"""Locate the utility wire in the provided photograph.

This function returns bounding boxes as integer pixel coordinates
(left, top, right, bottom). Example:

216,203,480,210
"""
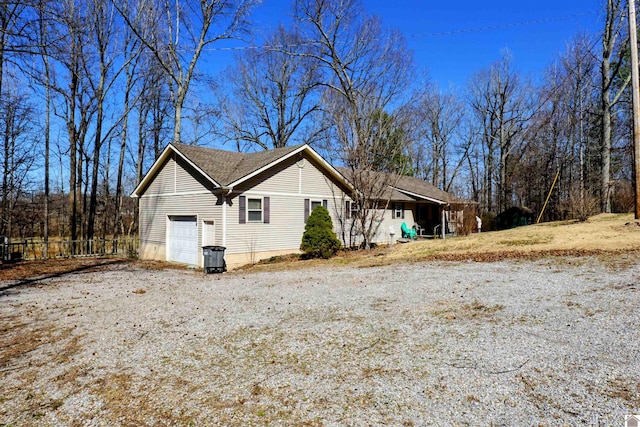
200,11,601,52
405,11,600,39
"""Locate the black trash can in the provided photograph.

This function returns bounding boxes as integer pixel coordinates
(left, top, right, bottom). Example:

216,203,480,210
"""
203,245,226,273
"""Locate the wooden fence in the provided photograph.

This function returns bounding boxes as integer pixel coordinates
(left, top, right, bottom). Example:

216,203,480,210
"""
1,237,138,261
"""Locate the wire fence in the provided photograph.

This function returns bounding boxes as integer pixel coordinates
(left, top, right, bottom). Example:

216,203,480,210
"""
0,237,138,262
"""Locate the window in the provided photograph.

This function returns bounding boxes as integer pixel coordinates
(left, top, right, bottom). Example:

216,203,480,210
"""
304,199,328,222
346,200,359,219
393,202,405,219
248,198,262,222
239,196,270,224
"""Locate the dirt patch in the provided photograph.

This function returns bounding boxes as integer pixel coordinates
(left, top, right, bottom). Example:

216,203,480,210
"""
0,258,123,282
0,259,192,282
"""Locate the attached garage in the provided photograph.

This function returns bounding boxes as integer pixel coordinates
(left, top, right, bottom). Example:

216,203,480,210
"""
168,216,198,265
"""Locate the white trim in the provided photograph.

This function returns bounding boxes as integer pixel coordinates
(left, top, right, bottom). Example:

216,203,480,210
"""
166,214,199,266
228,145,307,187
201,219,215,267
222,197,227,246
233,190,334,199
140,190,214,198
246,197,264,223
228,145,354,191
131,144,220,197
132,143,353,198
391,187,448,205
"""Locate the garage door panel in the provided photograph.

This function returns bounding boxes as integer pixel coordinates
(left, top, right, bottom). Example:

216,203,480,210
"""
169,216,198,265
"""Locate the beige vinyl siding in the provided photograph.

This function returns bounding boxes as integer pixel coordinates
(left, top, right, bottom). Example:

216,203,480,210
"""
374,203,416,243
225,156,350,256
139,192,222,264
225,194,304,255
175,156,214,193
143,154,214,196
225,194,347,255
235,156,300,194
301,157,340,196
145,157,176,195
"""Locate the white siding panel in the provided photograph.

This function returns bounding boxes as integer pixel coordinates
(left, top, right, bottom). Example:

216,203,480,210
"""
143,155,214,197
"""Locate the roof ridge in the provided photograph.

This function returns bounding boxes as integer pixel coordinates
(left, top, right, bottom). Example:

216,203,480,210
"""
171,142,306,186
227,144,305,184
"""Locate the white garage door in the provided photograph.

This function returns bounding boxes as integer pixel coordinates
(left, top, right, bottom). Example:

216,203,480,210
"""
168,216,198,265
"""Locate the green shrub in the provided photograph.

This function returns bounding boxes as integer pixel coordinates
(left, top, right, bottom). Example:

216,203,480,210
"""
300,206,341,259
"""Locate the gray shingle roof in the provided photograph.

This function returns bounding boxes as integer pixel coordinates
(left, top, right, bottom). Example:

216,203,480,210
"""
173,143,304,186
336,167,455,203
392,175,453,203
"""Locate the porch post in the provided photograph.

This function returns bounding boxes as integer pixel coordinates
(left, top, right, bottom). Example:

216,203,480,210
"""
441,207,445,239
222,197,227,246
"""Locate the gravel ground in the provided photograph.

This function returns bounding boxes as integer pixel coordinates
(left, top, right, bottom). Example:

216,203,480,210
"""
1,256,639,426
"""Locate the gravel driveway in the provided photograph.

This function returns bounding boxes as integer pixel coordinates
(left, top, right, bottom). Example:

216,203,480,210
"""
1,256,639,426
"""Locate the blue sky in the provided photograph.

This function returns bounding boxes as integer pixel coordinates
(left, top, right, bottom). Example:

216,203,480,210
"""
206,0,603,90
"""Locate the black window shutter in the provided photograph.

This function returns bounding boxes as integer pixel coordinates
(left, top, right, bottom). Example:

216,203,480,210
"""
322,199,328,209
345,201,351,219
304,198,310,222
401,203,405,219
239,196,246,224
264,197,270,224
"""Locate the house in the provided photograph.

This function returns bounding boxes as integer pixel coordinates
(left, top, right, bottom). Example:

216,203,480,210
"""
132,143,467,269
337,168,469,243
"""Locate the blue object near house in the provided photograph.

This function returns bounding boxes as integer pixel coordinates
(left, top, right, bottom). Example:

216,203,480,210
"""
401,222,417,239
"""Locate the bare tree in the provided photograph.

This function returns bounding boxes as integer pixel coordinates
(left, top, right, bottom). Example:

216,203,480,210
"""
600,0,629,212
116,0,258,145
43,0,96,246
219,25,322,151
0,79,36,238
294,0,414,248
114,19,143,238
468,51,532,213
413,83,465,190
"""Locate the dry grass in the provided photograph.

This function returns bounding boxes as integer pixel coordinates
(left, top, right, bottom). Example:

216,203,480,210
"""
0,258,124,282
604,377,640,407
392,213,640,261
1,214,639,281
432,300,505,322
241,213,640,272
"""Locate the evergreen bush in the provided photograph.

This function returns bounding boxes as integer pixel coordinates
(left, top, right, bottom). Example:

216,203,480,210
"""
300,206,341,259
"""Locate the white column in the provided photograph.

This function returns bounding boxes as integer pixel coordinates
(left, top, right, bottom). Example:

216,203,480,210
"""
222,196,227,246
